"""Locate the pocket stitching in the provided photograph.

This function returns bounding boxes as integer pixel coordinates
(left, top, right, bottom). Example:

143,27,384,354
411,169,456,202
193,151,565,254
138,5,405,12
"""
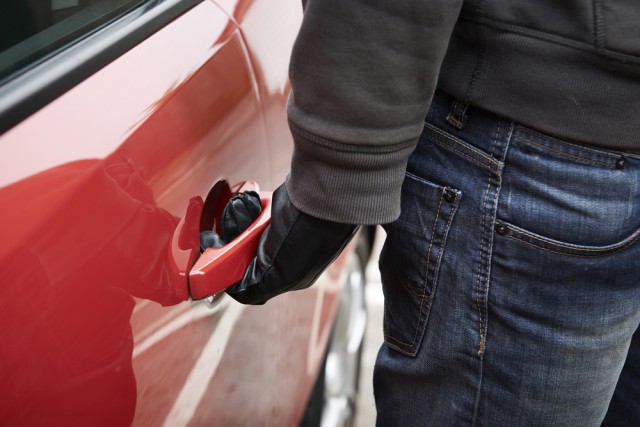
500,222,640,257
386,191,445,349
517,135,614,168
422,123,500,173
382,184,460,356
517,128,620,160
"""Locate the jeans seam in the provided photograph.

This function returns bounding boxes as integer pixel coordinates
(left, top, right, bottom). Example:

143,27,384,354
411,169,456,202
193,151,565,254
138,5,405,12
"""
475,175,492,356
517,136,615,168
517,128,621,159
386,190,446,349
472,120,511,427
384,341,411,354
395,285,434,300
503,227,640,258
506,224,640,251
434,137,498,173
408,192,445,346
384,188,460,354
475,120,501,357
425,123,500,169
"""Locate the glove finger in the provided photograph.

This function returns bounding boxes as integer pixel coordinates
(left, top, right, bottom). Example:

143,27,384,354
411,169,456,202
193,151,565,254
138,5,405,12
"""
199,231,226,253
221,190,262,242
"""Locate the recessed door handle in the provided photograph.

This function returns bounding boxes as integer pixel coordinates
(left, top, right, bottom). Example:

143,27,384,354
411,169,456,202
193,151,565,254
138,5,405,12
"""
188,190,272,300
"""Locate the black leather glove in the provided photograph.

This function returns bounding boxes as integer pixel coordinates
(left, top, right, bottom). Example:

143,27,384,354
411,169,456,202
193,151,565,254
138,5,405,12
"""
224,184,359,305
199,190,262,252
221,190,262,243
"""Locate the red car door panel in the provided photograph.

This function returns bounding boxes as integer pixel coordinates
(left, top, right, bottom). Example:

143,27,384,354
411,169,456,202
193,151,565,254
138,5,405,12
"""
0,0,343,425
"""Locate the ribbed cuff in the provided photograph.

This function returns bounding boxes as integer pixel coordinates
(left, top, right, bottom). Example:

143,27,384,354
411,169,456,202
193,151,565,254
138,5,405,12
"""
285,121,417,225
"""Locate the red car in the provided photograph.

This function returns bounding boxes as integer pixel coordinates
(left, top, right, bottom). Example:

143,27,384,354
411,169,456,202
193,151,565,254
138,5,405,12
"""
0,0,370,425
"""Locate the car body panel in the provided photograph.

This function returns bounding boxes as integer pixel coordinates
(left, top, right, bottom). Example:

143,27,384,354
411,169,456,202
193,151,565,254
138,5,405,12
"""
0,0,342,425
214,0,303,185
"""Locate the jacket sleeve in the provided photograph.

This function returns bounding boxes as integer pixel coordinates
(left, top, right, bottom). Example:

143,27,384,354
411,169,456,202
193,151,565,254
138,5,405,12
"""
285,0,463,225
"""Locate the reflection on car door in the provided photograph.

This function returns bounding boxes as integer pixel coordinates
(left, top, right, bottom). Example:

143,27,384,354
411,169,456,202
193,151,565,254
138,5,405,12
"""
0,0,347,424
0,1,272,425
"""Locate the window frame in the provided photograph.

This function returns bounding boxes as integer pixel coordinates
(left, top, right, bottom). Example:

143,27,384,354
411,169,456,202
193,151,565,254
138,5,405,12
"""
0,0,203,135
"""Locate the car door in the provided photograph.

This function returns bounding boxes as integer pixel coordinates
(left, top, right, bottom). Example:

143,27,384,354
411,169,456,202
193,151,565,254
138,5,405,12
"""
0,0,343,425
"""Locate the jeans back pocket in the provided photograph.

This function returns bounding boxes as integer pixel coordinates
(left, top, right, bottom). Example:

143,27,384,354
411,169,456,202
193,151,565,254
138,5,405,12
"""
380,172,460,357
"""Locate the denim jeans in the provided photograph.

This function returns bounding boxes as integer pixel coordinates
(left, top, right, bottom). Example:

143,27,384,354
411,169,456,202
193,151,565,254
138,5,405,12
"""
374,91,640,426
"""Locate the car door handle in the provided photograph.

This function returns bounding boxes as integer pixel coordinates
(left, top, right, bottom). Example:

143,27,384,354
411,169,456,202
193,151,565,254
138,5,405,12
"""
169,196,204,302
188,190,272,300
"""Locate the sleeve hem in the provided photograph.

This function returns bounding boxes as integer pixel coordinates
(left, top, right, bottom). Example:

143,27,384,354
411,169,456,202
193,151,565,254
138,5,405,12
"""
285,125,417,225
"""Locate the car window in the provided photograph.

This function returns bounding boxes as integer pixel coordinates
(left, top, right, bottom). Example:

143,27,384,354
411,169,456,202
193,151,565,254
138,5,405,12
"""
0,0,145,84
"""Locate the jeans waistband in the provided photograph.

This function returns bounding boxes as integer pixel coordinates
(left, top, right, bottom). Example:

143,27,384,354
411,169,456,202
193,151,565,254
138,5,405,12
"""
427,90,640,166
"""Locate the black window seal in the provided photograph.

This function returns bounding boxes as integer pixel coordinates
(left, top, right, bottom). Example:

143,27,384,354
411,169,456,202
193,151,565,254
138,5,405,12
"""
0,0,203,136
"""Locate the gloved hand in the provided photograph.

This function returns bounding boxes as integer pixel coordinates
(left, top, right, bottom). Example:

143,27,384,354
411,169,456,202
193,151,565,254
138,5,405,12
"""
199,190,262,252
224,184,359,305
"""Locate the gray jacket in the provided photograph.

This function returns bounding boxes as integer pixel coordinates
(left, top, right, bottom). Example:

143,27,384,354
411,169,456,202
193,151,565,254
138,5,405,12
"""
285,0,640,224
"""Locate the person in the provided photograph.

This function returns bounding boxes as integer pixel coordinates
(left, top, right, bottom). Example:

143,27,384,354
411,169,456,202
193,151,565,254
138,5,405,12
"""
225,0,640,425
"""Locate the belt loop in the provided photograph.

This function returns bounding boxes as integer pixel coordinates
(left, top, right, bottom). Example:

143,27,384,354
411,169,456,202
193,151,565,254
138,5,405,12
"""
446,99,469,130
